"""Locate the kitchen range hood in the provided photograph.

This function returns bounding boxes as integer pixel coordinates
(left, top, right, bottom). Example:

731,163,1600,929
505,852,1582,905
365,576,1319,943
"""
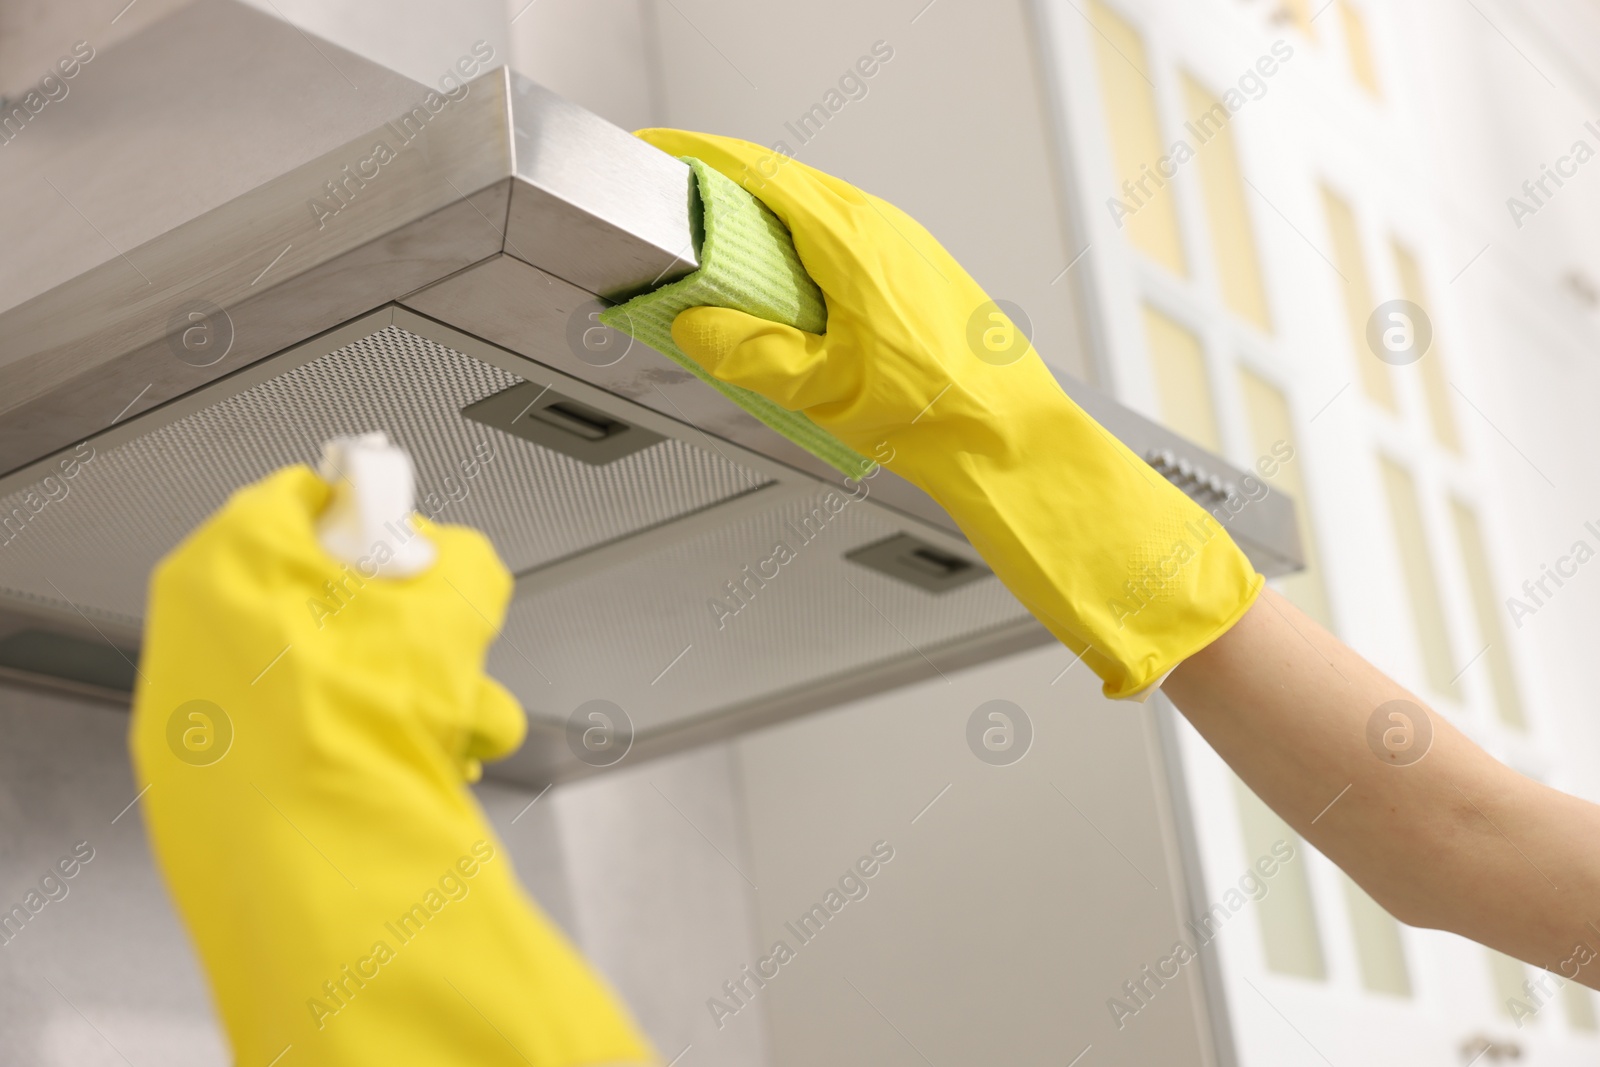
0,0,1302,785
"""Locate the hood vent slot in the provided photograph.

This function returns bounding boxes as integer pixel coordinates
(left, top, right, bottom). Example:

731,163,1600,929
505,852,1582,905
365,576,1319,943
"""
846,533,991,594
463,382,663,465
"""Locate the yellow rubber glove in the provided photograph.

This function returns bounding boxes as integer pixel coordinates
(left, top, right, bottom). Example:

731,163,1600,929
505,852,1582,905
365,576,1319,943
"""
129,466,656,1067
635,129,1263,698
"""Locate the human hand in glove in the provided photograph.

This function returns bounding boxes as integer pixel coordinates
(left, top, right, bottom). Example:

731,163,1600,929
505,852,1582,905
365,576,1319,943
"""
632,130,1600,1005
129,465,655,1067
633,128,1262,697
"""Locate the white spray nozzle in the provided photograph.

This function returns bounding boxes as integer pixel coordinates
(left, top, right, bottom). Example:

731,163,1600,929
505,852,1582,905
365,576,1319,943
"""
315,432,436,578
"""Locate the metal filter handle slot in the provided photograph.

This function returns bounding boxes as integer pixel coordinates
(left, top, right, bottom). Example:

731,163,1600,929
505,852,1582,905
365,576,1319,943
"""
846,533,992,594
462,381,664,465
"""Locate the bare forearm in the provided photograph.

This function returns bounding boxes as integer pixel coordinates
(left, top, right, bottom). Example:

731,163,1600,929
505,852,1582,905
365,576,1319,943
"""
1163,588,1600,988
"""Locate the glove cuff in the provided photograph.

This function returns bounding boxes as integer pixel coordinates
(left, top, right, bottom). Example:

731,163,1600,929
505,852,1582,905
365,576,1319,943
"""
889,385,1265,698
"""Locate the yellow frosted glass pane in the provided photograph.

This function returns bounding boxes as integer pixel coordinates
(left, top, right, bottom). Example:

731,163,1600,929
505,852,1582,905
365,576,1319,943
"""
1239,369,1333,628
1378,457,1461,699
1340,2,1382,96
1233,778,1326,980
1089,0,1187,275
1450,499,1526,729
1392,240,1461,451
1489,951,1531,1020
1565,982,1598,1031
1340,875,1412,996
1281,0,1316,37
1322,186,1395,409
1181,74,1272,332
1143,306,1220,451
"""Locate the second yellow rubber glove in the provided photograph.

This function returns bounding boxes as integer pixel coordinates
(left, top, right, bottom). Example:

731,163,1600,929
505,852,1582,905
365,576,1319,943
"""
129,466,656,1066
635,129,1263,698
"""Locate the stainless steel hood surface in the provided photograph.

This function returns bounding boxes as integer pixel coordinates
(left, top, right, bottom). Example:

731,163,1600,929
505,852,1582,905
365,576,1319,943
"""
0,1,1302,783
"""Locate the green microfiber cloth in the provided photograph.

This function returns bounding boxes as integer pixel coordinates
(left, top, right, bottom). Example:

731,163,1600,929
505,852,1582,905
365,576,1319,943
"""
600,157,875,480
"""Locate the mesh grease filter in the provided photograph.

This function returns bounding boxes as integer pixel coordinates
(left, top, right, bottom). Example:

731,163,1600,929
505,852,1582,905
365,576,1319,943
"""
494,489,1030,732
0,323,766,627
0,319,1031,732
